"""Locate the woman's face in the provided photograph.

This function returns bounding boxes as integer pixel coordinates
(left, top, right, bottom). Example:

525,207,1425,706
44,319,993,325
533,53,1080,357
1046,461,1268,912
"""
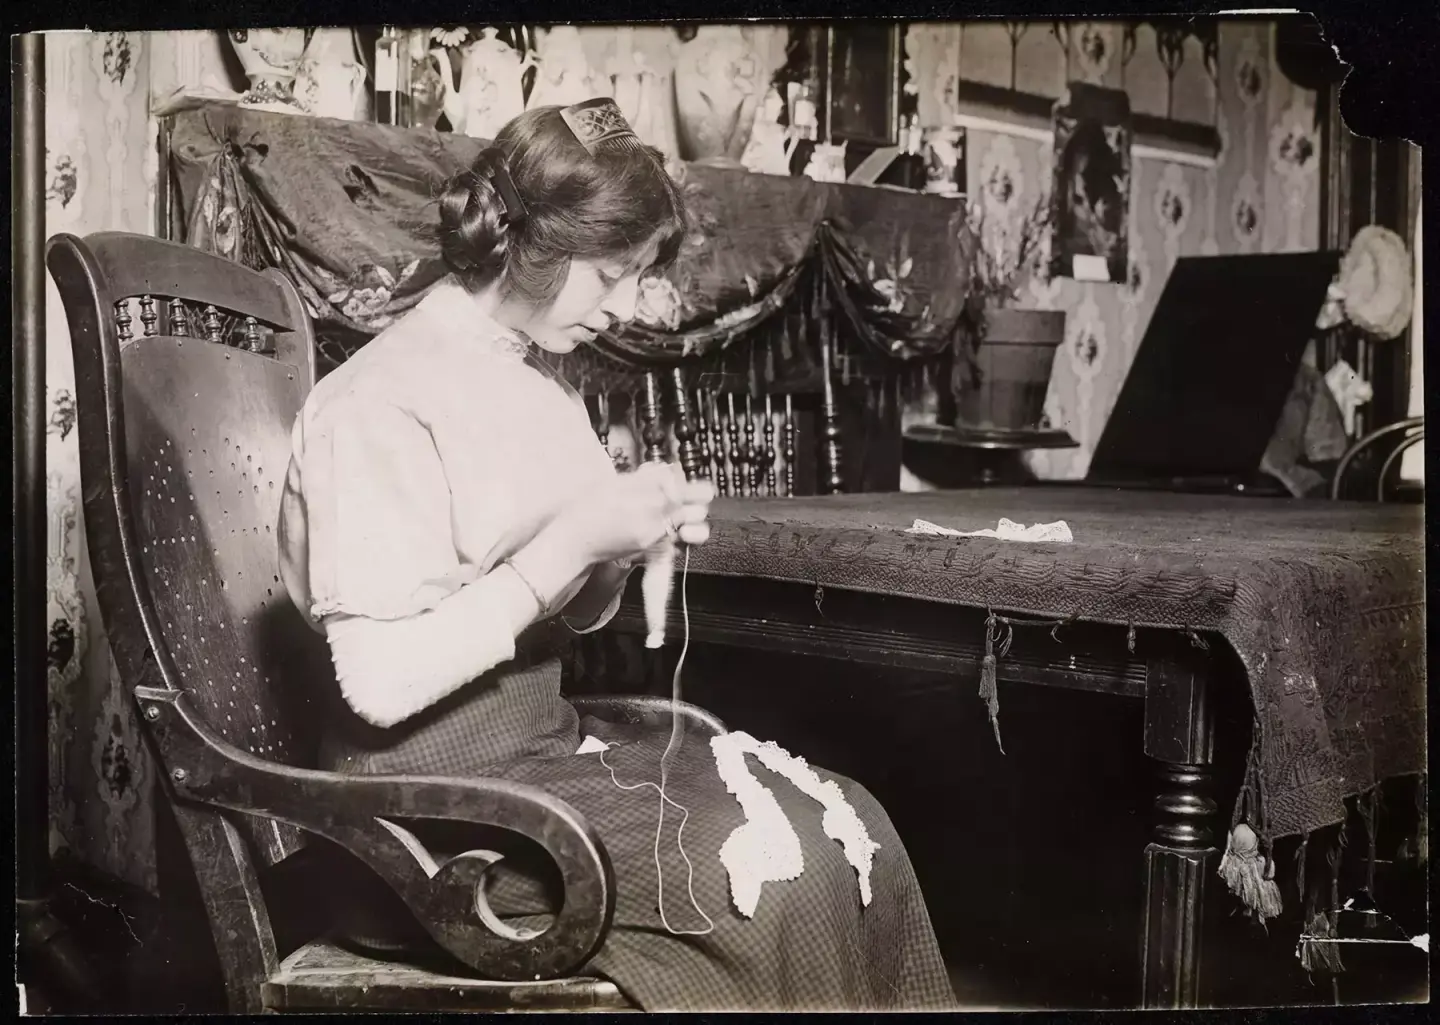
519,240,661,354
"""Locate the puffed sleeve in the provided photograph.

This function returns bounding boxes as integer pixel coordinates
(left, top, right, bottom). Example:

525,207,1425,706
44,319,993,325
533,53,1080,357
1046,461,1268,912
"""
283,396,551,727
298,397,482,622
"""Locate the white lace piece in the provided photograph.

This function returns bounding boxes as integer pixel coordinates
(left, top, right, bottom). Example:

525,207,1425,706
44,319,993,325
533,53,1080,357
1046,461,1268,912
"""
907,516,1074,543
710,731,880,918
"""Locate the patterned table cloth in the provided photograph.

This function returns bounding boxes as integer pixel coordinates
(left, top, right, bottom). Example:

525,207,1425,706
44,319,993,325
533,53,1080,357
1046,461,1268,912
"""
687,488,1427,847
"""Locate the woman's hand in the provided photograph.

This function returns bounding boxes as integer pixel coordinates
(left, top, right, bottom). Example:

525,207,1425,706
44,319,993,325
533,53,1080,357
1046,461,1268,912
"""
561,461,715,566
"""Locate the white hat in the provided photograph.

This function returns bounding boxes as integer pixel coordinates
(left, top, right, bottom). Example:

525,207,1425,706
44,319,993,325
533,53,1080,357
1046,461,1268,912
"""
1334,225,1414,340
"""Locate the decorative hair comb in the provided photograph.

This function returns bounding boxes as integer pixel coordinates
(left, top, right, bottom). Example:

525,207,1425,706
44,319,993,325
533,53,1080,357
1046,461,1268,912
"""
560,97,647,155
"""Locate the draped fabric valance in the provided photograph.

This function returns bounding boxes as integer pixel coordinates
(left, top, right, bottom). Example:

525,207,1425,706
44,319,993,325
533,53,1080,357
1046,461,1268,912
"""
169,105,974,389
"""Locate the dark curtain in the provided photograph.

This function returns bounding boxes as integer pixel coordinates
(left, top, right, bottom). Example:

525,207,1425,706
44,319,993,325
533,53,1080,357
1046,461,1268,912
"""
170,105,975,391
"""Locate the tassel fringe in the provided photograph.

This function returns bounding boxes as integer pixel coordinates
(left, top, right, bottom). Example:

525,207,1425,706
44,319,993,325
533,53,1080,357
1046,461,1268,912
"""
979,614,1004,754
1298,910,1346,975
1297,831,1347,978
1218,823,1284,923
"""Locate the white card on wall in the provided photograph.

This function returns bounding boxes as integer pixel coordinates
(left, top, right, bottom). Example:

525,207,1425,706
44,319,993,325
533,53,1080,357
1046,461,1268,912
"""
1072,254,1111,282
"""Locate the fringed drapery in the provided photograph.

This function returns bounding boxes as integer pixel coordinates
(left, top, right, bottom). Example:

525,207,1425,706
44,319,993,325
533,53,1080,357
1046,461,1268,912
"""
169,104,973,389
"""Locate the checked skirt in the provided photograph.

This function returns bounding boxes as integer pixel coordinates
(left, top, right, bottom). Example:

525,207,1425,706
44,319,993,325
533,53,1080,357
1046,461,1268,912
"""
318,648,956,1012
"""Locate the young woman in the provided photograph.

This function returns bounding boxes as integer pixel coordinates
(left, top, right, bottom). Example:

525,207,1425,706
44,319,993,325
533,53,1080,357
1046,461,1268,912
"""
278,98,955,1011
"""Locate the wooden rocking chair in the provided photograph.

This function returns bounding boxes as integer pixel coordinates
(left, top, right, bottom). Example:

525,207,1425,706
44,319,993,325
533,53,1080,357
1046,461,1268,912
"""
47,231,726,1013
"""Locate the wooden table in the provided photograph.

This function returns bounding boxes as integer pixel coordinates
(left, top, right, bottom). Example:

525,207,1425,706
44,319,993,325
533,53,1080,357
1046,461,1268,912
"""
594,488,1425,1010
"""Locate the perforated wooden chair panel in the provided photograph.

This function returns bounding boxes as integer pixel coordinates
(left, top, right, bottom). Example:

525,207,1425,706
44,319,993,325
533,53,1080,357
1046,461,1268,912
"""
124,339,313,764
56,230,326,869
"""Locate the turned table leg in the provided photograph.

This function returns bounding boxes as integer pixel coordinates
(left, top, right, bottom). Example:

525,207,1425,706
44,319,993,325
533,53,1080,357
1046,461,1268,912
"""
1141,652,1219,1009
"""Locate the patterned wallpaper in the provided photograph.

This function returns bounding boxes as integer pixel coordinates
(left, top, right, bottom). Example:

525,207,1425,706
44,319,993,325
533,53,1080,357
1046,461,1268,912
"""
44,31,173,892
902,20,1321,481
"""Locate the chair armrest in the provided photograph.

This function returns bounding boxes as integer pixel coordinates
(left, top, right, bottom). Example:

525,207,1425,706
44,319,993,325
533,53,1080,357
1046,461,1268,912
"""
570,694,727,737
135,685,613,983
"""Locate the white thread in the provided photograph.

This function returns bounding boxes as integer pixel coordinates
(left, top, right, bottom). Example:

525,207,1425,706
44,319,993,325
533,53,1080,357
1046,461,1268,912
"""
599,545,715,936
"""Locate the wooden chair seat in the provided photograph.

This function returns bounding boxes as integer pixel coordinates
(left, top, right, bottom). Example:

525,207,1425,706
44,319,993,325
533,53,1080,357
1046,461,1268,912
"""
263,941,631,1013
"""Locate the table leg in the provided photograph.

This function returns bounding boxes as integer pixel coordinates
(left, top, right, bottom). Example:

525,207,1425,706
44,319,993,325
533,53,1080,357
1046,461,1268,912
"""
1141,654,1219,1009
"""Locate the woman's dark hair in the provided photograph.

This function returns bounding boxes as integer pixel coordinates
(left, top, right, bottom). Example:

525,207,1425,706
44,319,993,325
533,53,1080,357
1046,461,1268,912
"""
436,105,688,307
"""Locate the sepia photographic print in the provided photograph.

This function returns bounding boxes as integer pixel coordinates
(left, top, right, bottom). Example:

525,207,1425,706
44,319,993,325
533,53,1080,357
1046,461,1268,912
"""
13,7,1430,1017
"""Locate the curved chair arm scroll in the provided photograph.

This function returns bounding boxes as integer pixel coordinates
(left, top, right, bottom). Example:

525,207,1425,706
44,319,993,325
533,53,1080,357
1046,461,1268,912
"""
135,685,615,983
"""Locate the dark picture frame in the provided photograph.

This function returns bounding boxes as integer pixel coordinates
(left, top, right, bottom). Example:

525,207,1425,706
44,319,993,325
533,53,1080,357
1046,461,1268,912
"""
821,23,903,147
1048,82,1132,283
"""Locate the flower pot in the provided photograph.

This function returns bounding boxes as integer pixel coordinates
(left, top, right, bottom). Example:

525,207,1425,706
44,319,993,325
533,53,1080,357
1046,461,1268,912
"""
953,307,1065,432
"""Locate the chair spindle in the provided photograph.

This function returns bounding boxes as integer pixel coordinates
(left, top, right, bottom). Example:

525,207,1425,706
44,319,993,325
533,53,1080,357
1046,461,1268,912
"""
244,315,263,353
139,295,158,337
203,304,223,344
115,300,133,343
169,298,189,336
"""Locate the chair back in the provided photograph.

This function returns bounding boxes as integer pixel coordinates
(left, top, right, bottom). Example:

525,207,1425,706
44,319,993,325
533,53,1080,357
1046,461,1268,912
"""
47,231,326,869
1330,416,1425,500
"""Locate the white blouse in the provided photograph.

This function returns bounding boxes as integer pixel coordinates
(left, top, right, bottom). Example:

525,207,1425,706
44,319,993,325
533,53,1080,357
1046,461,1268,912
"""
277,279,623,726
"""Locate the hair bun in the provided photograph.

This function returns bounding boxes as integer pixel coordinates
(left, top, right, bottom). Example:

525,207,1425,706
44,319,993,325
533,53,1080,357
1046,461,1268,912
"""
437,149,513,281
